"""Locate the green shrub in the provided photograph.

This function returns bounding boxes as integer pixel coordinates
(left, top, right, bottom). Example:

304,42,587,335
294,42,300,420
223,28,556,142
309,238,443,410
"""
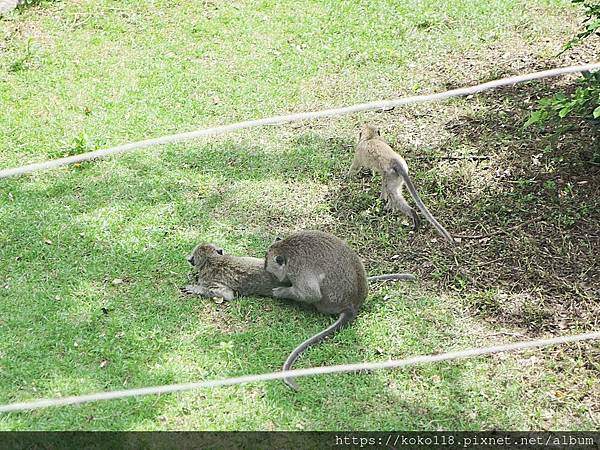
525,71,600,127
564,0,600,50
525,0,600,127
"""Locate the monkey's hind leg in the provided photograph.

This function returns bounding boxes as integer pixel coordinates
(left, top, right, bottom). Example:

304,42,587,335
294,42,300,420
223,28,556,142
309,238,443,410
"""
380,178,390,205
210,285,235,301
384,176,420,230
273,275,323,304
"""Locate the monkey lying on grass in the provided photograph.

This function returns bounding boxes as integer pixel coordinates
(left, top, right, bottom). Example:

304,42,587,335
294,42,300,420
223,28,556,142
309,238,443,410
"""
181,243,285,301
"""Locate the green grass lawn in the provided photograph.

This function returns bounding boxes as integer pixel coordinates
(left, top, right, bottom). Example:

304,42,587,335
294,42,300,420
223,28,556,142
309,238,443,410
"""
1,0,598,430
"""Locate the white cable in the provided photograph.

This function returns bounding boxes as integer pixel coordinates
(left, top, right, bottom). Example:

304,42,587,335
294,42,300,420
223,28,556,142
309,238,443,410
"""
0,331,597,413
1,62,598,179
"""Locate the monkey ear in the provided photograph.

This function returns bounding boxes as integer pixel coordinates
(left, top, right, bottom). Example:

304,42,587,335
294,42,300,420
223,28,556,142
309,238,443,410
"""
216,248,224,255
274,236,282,242
275,255,285,266
376,128,381,136
187,255,195,265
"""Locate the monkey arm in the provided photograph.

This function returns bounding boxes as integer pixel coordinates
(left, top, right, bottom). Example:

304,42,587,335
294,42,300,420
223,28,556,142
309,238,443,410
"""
181,283,235,301
273,286,320,304
347,157,361,177
181,284,212,296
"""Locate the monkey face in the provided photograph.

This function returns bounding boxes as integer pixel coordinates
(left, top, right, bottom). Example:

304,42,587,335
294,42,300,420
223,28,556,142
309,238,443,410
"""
188,243,224,266
264,250,287,282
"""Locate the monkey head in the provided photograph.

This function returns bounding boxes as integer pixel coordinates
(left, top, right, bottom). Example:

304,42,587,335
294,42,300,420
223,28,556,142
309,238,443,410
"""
187,243,224,266
264,237,287,282
358,124,381,141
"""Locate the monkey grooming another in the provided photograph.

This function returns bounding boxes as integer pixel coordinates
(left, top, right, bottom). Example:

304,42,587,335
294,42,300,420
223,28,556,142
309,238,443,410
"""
264,230,370,391
183,239,414,390
348,124,455,244
182,242,415,301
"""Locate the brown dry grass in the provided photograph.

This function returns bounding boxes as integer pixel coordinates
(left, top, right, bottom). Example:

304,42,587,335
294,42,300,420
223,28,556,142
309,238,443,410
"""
325,38,600,335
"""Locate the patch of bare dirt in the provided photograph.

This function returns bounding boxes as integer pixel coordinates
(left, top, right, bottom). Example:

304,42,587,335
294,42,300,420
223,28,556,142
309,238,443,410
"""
327,39,600,334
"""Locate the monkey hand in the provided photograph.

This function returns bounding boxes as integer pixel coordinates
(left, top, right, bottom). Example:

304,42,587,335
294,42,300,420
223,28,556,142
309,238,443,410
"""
180,285,194,295
180,285,205,296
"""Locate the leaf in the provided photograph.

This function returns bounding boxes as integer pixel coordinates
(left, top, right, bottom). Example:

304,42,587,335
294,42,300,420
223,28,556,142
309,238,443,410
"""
593,106,600,119
554,93,568,103
524,111,543,127
558,106,571,118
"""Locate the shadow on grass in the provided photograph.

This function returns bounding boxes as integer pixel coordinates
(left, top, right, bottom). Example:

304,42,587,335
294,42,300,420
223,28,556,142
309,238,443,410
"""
321,68,600,334
1,61,599,429
0,132,530,429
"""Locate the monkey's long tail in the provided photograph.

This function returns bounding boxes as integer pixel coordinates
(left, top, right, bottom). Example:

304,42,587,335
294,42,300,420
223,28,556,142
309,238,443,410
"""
283,310,355,391
391,160,455,244
367,273,415,282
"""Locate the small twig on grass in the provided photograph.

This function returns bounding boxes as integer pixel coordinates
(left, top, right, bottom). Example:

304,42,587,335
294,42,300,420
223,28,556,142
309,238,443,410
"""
589,408,599,427
487,331,529,338
414,155,491,161
454,216,542,240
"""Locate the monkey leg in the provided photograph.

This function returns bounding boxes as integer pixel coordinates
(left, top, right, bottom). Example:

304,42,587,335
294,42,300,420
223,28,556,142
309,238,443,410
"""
384,176,420,229
273,275,322,304
400,198,420,230
380,179,390,205
210,285,235,301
